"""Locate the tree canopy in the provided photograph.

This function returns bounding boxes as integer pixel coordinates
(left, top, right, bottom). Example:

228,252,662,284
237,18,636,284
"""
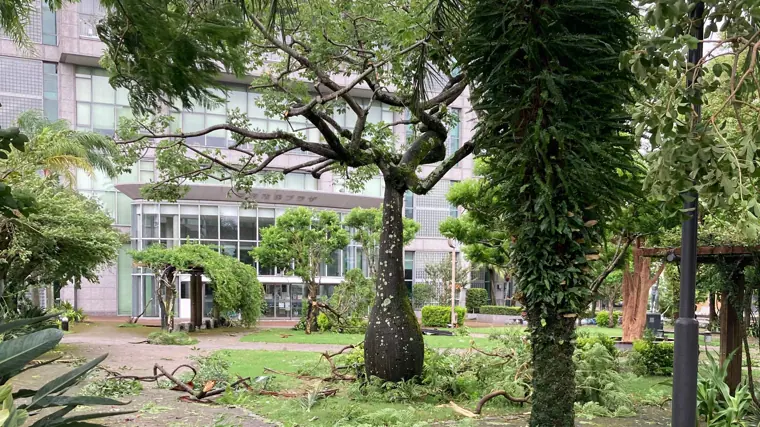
131,243,264,325
0,176,126,306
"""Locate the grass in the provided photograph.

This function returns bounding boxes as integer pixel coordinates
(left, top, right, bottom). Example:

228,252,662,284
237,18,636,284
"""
240,329,493,349
218,349,521,426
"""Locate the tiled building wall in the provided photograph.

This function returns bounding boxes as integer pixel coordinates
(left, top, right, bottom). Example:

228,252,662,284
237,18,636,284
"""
0,56,43,127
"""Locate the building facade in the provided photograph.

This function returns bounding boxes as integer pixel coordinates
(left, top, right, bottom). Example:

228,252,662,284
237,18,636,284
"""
0,1,488,320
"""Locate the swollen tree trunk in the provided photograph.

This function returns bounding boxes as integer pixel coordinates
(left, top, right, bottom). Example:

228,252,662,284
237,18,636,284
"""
528,308,576,427
365,182,424,381
591,300,596,316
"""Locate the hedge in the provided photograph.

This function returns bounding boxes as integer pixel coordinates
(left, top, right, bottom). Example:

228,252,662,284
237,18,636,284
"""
479,305,523,316
466,288,489,313
595,311,622,328
421,305,466,327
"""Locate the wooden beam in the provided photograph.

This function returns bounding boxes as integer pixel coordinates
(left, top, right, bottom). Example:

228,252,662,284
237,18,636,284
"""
640,245,760,261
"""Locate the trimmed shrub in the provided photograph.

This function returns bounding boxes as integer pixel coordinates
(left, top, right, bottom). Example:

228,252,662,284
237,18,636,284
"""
465,288,489,313
630,335,674,376
479,305,523,316
595,311,621,328
421,305,465,327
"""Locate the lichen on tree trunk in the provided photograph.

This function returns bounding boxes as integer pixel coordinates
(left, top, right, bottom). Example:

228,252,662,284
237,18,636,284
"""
364,181,424,381
528,308,576,427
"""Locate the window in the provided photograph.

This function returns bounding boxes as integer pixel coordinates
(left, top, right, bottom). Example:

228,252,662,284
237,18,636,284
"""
404,191,414,219
42,3,57,45
449,180,459,218
78,0,105,38
76,169,132,225
405,251,414,296
76,67,132,135
448,108,461,155
415,180,457,237
43,63,58,121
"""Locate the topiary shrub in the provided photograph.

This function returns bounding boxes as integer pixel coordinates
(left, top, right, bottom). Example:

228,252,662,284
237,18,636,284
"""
465,288,489,313
479,305,523,316
630,333,674,376
421,305,465,327
595,311,620,328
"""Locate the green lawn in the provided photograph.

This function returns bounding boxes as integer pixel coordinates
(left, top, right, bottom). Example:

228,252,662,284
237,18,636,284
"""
241,329,494,349
218,349,522,426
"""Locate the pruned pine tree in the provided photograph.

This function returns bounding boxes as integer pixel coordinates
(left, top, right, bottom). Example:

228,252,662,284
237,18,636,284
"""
460,1,639,426
97,0,470,381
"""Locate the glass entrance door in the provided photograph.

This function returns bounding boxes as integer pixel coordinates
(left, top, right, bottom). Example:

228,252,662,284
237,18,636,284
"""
263,284,276,317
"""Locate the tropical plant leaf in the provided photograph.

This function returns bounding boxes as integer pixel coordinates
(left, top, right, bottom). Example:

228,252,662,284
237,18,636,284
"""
28,405,75,427
12,389,36,399
25,395,127,411
0,314,58,336
0,329,62,381
30,354,108,408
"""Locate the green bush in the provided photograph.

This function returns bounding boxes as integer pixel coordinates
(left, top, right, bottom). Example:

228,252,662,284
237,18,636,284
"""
465,288,489,313
317,312,331,332
575,330,617,357
147,331,199,346
630,334,674,376
595,311,621,328
479,305,523,316
421,305,465,327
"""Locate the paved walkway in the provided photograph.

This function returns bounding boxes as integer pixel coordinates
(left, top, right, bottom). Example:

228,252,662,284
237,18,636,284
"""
61,324,344,376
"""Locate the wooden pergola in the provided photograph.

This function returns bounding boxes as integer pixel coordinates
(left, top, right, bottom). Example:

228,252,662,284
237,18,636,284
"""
641,245,760,393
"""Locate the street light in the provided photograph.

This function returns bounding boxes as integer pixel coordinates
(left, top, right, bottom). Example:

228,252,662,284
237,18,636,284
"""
447,238,457,328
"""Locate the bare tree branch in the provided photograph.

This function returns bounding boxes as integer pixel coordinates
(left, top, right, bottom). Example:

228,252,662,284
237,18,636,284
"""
116,123,340,159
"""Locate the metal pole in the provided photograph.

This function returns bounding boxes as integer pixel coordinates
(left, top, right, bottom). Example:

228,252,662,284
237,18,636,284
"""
448,239,457,327
672,2,703,426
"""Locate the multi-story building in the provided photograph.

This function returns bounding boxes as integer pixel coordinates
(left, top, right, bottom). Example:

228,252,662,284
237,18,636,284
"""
1,1,508,320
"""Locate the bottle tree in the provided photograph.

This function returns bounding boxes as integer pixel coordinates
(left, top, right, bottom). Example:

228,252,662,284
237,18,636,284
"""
459,1,638,425
97,0,470,381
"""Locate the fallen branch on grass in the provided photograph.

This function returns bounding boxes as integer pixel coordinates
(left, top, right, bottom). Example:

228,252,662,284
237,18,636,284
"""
104,364,197,384
474,390,530,414
320,342,363,381
437,401,478,418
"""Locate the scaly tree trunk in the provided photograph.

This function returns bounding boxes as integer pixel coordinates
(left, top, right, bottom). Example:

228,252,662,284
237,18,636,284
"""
622,240,666,341
305,281,318,334
365,181,424,381
528,308,576,427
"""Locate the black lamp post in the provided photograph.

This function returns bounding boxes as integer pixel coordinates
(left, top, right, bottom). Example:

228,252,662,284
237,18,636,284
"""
671,2,704,426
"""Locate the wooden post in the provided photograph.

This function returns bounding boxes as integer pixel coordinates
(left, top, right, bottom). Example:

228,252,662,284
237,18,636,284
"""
190,272,203,330
720,268,744,395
